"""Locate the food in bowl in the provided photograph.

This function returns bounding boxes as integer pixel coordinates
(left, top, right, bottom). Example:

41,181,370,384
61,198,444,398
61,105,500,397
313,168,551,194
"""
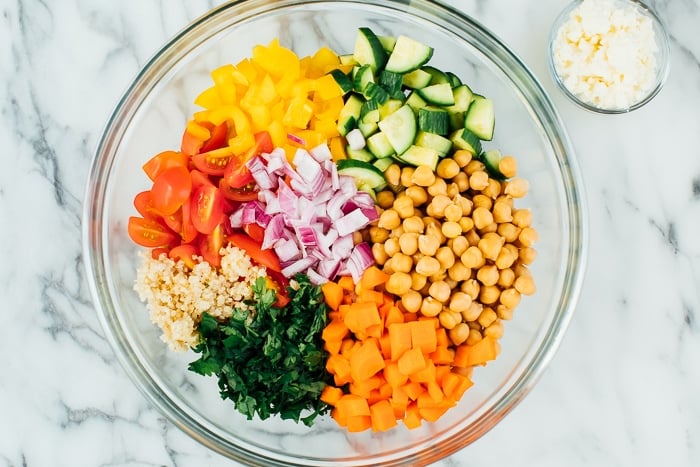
126,27,538,432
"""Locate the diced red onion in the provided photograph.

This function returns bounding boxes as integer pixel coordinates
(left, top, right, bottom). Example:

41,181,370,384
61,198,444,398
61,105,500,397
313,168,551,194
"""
281,255,316,277
335,209,370,238
310,143,332,162
287,133,306,146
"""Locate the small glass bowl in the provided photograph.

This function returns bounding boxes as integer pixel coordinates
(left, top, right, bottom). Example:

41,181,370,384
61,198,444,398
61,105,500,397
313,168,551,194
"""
547,0,670,114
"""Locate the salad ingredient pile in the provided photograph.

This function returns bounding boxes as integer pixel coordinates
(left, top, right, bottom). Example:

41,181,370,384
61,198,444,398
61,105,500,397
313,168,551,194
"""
128,27,538,433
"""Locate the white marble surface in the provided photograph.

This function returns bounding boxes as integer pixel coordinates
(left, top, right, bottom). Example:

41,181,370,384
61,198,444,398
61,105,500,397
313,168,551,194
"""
1,0,699,465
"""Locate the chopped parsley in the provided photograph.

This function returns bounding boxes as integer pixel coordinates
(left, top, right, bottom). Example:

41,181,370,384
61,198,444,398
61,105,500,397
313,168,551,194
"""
188,275,331,426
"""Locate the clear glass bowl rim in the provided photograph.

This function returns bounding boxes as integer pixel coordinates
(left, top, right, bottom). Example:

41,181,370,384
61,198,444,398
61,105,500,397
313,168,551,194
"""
82,0,589,465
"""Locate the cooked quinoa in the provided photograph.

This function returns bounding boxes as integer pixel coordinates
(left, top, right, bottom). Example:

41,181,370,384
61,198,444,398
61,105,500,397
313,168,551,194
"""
134,245,267,351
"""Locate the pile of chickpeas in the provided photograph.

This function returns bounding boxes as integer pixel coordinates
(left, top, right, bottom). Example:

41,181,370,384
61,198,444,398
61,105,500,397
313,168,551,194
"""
370,150,537,348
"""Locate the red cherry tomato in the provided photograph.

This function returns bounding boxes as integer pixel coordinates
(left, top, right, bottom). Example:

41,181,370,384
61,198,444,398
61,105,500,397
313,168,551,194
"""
199,122,229,153
169,244,199,269
142,151,188,181
191,184,224,235
192,147,234,177
127,216,177,248
133,191,159,219
219,178,259,202
223,156,254,189
151,166,192,215
190,169,215,190
200,223,225,268
180,196,199,243
227,232,281,272
243,223,265,243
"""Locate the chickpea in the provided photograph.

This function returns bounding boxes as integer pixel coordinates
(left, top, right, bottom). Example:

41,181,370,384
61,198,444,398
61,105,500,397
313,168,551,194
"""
504,178,529,198
479,285,501,305
427,177,447,197
469,171,489,191
353,231,364,245
429,281,452,302
461,246,485,269
518,227,538,247
384,163,401,186
476,264,500,286
453,195,473,216
496,304,514,320
477,307,498,328
449,291,472,313
378,209,401,230
429,271,447,283
435,246,455,269
514,275,536,295
410,165,435,187
461,301,483,322
513,262,530,278
402,216,425,234
446,182,460,199
392,226,405,239
393,194,415,219
448,262,471,282
466,329,483,345
384,237,400,257
411,271,428,291
405,186,428,206
498,268,516,288
449,323,470,346
472,194,493,210
453,172,469,192
465,160,485,176
461,279,481,301
497,222,521,243
480,222,498,234
500,288,521,309
442,221,462,239
445,278,458,290
458,217,475,233
492,199,513,223
415,256,441,276
427,194,451,218
391,252,413,273
372,242,388,265
498,155,517,178
465,228,481,246
472,207,494,230
452,149,472,168
512,208,532,228
483,178,503,199
483,320,504,339
398,232,419,255
401,290,423,313
425,222,446,244
400,166,416,188
418,234,440,256
420,297,443,317
478,232,504,261
436,158,460,179
439,310,462,329
444,204,463,223
495,247,516,270
519,246,537,265
450,236,469,257
386,272,412,295
369,226,390,244
376,190,395,209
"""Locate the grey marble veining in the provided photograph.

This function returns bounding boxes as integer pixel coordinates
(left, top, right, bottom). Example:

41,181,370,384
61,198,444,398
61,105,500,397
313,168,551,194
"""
1,0,699,466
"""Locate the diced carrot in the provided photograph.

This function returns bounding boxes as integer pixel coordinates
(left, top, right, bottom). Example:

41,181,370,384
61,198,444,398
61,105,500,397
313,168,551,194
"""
427,381,444,402
419,405,451,423
326,354,352,386
398,347,427,376
366,323,383,339
408,359,436,384
324,339,342,355
337,276,355,291
389,323,412,362
347,415,372,432
336,394,371,417
454,336,499,367
404,402,422,429
370,399,398,432
378,334,392,360
443,371,474,400
430,345,454,365
435,364,451,384
350,376,381,399
340,338,356,356
409,320,437,354
322,319,349,344
349,340,386,381
384,362,409,388
344,302,381,334
358,289,384,304
331,407,347,427
392,385,409,409
320,385,344,406
360,266,389,290
403,381,426,401
435,327,449,347
322,281,345,310
384,305,405,327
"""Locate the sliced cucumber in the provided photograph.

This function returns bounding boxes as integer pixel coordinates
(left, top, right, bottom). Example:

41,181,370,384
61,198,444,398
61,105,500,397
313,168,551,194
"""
329,69,353,94
415,131,453,156
346,146,375,163
337,159,387,190
337,93,363,136
360,98,380,123
366,131,395,159
446,84,474,113
379,99,404,119
397,145,440,171
363,82,390,104
448,111,466,132
385,35,434,73
353,27,388,72
450,128,483,155
358,119,379,138
418,106,450,135
416,83,455,106
421,66,451,85
378,70,404,99
402,68,433,89
377,104,416,155
446,71,462,88
465,96,495,141
405,91,427,113
481,149,506,180
373,157,394,173
378,35,397,52
353,64,375,94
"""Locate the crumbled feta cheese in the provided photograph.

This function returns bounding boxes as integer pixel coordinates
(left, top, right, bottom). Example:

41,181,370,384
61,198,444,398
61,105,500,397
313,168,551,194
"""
552,0,658,110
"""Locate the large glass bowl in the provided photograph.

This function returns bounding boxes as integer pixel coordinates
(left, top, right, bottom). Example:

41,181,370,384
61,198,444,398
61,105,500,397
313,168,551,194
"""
83,0,588,465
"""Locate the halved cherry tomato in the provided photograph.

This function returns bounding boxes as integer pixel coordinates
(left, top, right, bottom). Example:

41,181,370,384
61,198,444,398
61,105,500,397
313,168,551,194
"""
128,216,178,248
142,151,188,181
134,191,159,219
243,223,265,243
190,169,215,190
181,130,205,156
151,247,169,260
266,277,290,308
169,244,199,269
199,122,229,153
151,166,192,215
200,223,225,268
192,147,234,177
161,208,183,234
219,178,259,202
180,197,199,243
191,184,224,235
253,131,274,154
223,156,254,189
227,232,281,272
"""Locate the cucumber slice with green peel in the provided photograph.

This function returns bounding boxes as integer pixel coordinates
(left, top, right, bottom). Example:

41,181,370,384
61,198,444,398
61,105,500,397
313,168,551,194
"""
373,157,394,173
377,104,417,155
480,149,506,181
405,91,428,113
446,71,462,88
465,96,495,141
397,145,440,171
366,131,395,159
337,159,387,190
360,99,380,123
353,27,388,72
346,146,375,163
450,128,483,155
418,106,450,135
329,69,353,94
353,64,375,94
416,83,455,106
421,65,451,85
378,35,397,52
379,99,404,119
358,119,378,138
363,82,390,104
337,94,363,136
415,131,453,156
385,35,434,73
402,68,433,89
378,70,404,99
446,84,474,113
448,111,466,132
358,183,378,201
